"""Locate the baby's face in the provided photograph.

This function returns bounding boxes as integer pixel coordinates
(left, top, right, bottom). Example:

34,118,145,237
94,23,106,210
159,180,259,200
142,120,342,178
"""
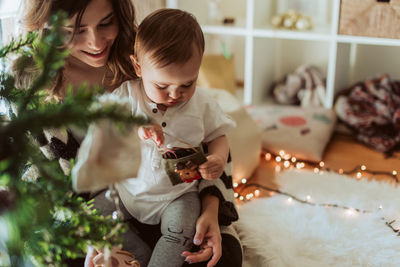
135,49,202,108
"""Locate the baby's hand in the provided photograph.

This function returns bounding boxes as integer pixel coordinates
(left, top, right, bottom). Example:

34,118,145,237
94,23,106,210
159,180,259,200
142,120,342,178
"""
198,154,225,180
137,123,164,146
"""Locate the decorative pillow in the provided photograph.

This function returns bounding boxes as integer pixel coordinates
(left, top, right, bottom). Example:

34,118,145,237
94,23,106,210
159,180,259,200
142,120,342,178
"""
246,105,336,162
202,88,262,182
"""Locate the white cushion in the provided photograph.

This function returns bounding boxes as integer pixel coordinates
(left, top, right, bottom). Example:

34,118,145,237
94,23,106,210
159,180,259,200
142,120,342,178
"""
203,88,262,182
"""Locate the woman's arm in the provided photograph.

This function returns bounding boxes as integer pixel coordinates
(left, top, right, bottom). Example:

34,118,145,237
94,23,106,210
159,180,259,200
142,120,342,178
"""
182,194,222,267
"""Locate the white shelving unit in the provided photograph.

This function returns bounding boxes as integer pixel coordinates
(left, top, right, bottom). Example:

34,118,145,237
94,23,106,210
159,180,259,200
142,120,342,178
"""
166,0,400,108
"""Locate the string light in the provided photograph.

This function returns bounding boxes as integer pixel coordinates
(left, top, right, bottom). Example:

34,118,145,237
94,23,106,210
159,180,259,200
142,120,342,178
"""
232,151,400,235
361,165,367,171
235,182,399,235
284,160,291,168
284,154,291,160
259,151,399,183
345,209,356,216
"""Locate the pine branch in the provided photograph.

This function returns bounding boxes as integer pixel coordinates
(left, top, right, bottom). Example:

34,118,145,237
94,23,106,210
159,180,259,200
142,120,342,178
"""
0,32,37,58
0,12,146,265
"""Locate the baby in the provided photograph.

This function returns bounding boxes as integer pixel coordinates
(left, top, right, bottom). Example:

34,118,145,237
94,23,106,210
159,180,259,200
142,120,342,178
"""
86,8,235,267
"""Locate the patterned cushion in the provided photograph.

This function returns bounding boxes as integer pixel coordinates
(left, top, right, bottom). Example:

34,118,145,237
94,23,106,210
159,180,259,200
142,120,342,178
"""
246,105,336,162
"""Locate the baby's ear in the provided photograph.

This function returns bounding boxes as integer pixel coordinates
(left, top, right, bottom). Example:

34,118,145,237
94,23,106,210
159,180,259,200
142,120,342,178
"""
130,55,141,77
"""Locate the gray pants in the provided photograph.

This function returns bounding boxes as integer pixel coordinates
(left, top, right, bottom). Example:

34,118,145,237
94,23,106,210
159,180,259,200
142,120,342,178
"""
93,191,200,267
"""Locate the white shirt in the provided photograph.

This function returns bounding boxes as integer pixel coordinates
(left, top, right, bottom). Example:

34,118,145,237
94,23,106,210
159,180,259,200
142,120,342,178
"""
114,80,236,224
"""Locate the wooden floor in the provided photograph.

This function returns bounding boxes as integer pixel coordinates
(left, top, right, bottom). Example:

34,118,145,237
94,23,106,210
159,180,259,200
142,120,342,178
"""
240,133,400,198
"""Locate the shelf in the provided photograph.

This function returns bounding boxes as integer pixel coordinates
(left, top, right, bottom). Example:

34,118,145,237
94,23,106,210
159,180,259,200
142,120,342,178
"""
337,35,400,47
253,29,331,42
167,0,400,108
202,25,248,36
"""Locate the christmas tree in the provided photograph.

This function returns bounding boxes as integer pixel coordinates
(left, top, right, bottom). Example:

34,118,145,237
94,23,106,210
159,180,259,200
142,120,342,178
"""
0,13,145,266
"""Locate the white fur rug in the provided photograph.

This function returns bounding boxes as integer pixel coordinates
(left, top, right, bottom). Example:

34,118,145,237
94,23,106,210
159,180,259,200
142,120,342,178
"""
235,170,400,267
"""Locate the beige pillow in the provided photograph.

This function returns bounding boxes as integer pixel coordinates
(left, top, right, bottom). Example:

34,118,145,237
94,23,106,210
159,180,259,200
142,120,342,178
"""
246,105,336,162
203,88,262,182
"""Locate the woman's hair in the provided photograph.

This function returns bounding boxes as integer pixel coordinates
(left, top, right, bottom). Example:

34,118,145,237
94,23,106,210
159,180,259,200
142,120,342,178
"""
134,8,205,68
21,0,138,96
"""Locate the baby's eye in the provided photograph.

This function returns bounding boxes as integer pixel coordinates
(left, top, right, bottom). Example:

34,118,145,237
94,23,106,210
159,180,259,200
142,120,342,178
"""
181,82,193,88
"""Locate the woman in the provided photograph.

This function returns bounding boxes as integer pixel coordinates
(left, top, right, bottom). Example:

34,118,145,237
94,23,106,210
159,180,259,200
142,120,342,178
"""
19,0,242,266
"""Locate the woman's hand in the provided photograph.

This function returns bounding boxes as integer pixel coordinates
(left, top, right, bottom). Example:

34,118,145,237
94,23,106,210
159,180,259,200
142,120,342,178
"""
182,195,222,267
137,123,164,146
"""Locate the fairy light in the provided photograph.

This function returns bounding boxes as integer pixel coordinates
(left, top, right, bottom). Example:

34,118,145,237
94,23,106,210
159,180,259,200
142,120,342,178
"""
356,172,362,179
275,156,282,162
284,154,291,160
275,165,281,172
393,170,398,176
283,160,291,168
233,182,238,188
241,178,247,184
279,150,285,157
236,182,399,235
314,168,319,173
265,153,272,161
319,161,325,167
345,209,355,216
234,192,239,198
291,157,297,163
361,165,367,171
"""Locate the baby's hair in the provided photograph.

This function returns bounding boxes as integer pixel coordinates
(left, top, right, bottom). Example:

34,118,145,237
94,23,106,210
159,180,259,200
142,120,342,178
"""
134,8,205,68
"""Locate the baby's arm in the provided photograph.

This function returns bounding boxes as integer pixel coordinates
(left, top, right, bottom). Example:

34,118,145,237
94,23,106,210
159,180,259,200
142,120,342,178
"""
198,135,229,180
137,123,164,146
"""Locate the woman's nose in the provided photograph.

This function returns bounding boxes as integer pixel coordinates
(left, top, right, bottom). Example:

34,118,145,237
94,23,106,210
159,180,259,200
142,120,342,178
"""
87,29,104,50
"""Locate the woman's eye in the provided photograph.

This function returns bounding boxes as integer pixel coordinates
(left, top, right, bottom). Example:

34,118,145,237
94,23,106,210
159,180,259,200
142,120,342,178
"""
100,18,114,27
156,85,167,90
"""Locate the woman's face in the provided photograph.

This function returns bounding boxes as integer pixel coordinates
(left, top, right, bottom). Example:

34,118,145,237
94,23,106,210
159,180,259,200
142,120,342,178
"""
64,0,118,68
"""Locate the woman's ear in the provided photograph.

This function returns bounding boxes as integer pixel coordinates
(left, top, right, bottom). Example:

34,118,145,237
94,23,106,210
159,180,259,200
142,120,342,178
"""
130,55,141,77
